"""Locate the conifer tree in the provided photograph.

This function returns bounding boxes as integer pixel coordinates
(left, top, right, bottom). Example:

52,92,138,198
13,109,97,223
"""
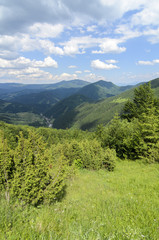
122,82,156,120
121,82,159,161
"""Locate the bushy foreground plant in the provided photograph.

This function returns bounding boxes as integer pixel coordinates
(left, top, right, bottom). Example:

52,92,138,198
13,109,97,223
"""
0,130,69,206
49,139,116,171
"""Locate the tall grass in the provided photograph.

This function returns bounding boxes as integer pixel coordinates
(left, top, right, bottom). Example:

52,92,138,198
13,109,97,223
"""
1,161,159,239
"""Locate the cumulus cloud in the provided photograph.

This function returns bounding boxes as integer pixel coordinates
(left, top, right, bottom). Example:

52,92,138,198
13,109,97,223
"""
0,0,158,60
1,0,159,84
29,23,64,39
91,59,119,70
115,24,142,41
0,34,64,57
0,0,146,35
0,68,79,84
0,67,55,84
92,38,126,54
0,0,69,35
137,59,159,65
61,36,126,55
0,56,58,69
131,0,159,27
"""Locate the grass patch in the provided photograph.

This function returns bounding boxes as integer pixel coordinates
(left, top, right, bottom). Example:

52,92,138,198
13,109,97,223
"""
111,97,129,103
1,161,159,239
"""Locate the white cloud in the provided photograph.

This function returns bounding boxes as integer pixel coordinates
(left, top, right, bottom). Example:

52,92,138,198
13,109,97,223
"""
0,50,18,60
0,56,59,83
75,71,82,74
92,38,126,54
0,0,147,36
153,59,159,64
53,73,78,81
91,59,119,70
61,36,126,55
143,27,159,44
137,59,159,65
0,34,64,57
82,72,106,82
29,23,64,38
105,59,118,64
0,56,58,69
87,25,97,32
84,70,91,73
131,0,159,26
0,68,79,84
0,67,55,84
115,24,142,41
68,65,77,68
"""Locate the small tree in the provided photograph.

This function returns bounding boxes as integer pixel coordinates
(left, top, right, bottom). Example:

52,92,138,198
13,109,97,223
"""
0,130,68,206
122,82,155,120
121,82,159,161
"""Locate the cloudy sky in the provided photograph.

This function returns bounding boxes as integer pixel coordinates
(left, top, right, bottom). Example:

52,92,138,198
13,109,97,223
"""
0,0,159,85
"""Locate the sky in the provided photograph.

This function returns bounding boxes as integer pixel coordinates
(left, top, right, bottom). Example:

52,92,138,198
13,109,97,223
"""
0,0,159,86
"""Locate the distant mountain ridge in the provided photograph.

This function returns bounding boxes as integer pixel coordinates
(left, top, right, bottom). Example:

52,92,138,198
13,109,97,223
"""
0,79,89,101
76,80,134,101
0,78,159,129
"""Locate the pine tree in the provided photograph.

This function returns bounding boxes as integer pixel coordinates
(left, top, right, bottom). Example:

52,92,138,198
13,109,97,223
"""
121,82,159,161
122,82,156,120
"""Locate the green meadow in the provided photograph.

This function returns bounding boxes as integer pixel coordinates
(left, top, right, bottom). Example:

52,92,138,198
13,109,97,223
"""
1,161,159,240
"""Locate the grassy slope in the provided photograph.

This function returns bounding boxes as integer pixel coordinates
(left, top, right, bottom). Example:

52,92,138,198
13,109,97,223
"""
1,161,159,239
65,88,134,130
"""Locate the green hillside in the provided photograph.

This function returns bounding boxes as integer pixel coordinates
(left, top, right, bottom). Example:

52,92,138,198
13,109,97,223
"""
49,78,159,131
49,89,134,130
0,99,51,127
76,80,134,101
1,78,159,130
45,94,91,129
10,88,80,106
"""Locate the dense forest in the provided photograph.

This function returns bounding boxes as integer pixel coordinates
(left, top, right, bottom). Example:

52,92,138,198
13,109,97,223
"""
1,82,159,239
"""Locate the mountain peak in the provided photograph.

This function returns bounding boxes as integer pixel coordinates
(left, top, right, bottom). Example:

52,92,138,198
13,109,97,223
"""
94,80,116,88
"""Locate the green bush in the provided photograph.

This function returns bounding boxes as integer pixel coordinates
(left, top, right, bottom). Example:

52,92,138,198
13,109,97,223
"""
50,139,116,171
0,130,69,206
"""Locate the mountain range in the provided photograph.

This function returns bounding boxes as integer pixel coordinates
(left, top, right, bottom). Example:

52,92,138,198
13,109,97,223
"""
0,78,159,130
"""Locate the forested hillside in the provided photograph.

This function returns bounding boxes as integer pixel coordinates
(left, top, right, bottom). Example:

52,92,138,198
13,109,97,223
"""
0,78,159,130
1,78,158,130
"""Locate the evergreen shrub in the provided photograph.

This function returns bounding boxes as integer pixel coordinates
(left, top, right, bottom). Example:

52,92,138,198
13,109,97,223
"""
0,130,69,206
50,139,116,171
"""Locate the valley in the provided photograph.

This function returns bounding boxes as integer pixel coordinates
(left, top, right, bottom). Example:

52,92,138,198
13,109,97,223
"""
0,78,159,130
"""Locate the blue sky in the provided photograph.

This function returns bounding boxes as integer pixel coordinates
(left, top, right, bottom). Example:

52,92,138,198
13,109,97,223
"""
0,0,159,85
